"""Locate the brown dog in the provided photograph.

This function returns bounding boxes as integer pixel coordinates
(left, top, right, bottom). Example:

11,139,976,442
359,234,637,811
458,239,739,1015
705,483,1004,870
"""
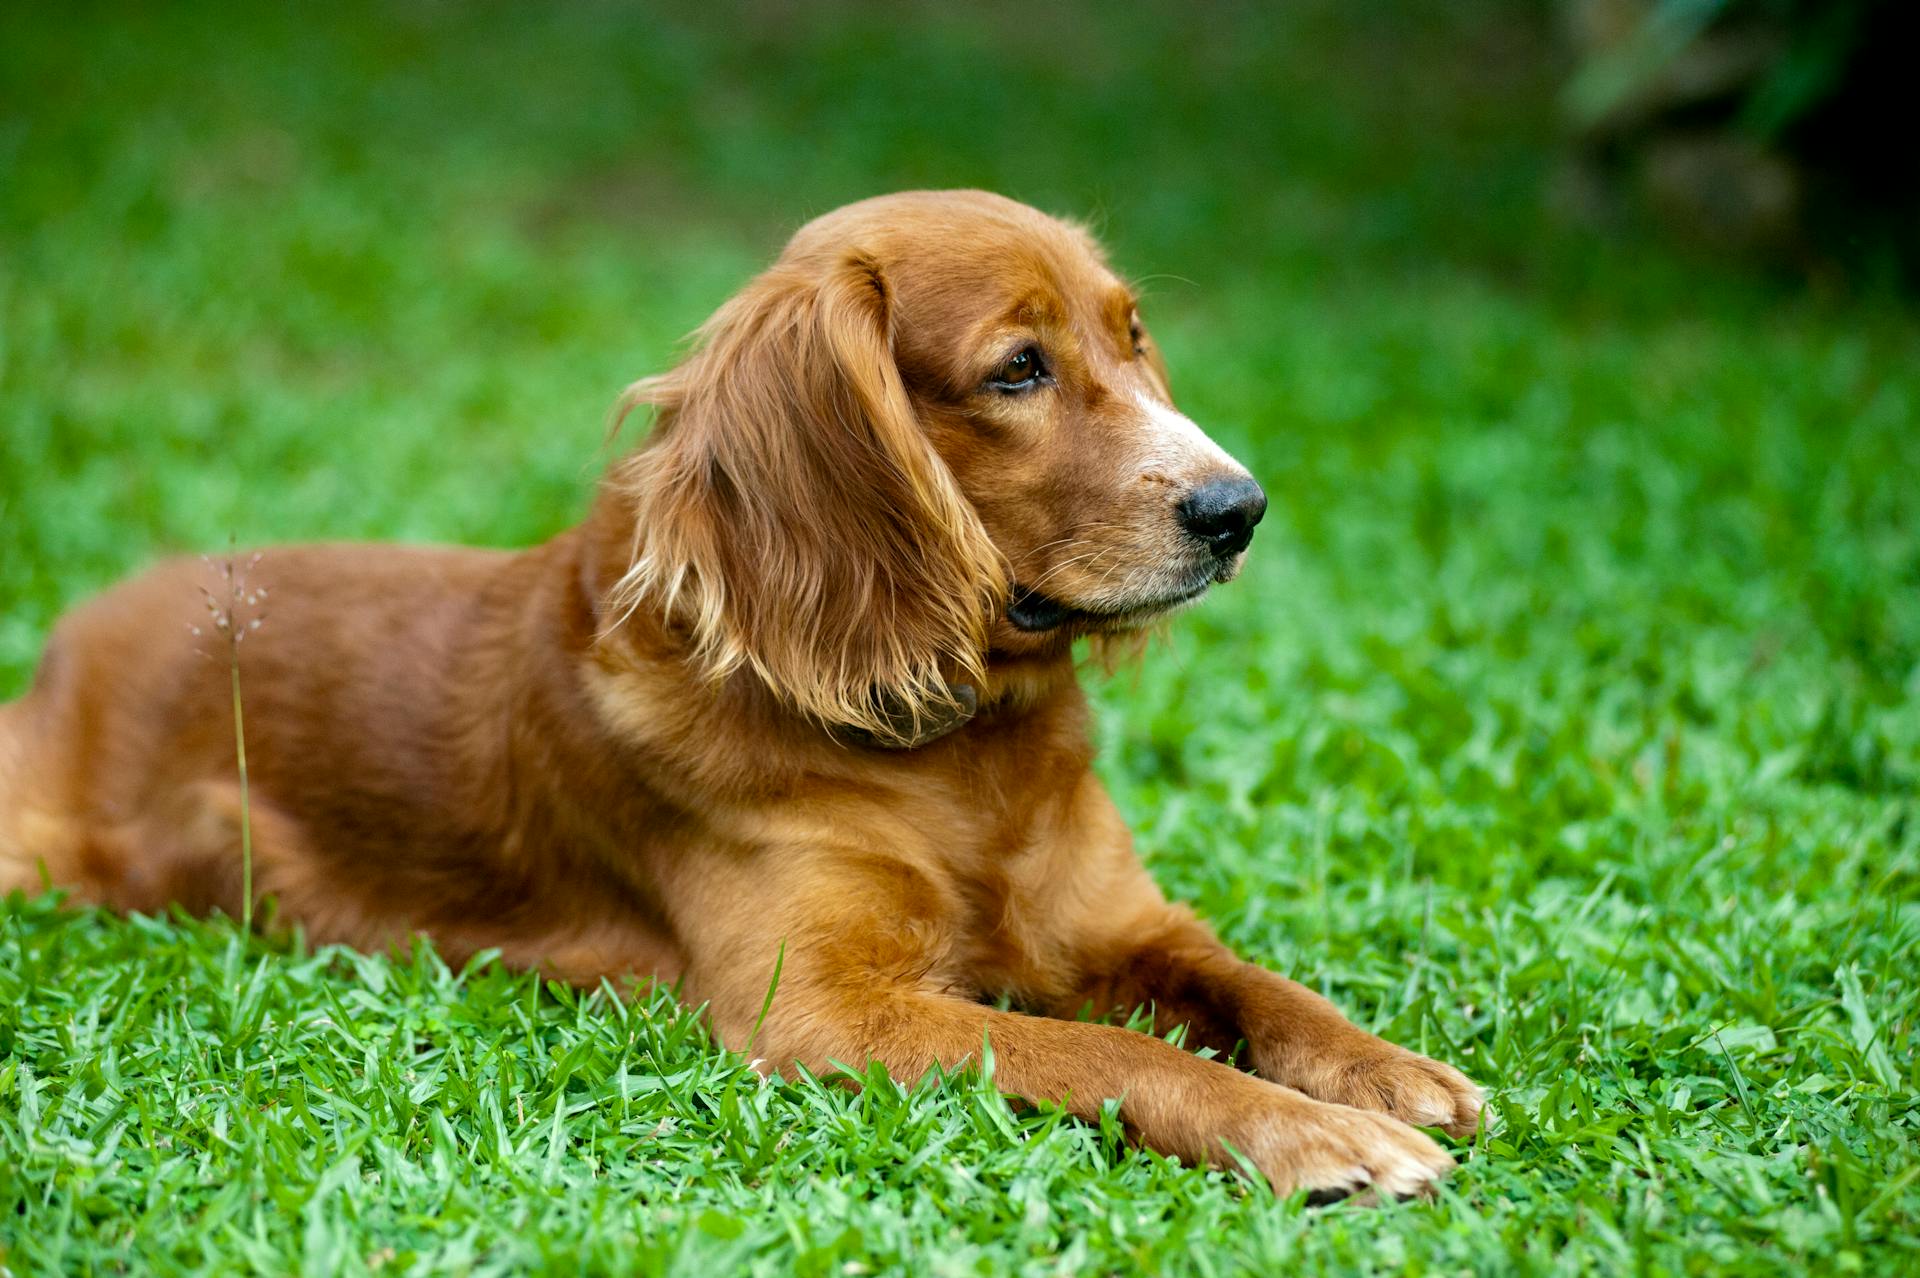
0,191,1479,1198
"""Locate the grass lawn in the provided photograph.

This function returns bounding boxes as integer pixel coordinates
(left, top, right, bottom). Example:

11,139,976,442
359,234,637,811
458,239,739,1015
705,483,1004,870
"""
3,2,1917,1273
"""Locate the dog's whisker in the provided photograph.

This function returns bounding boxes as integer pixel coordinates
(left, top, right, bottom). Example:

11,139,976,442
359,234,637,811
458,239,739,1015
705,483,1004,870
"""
1023,550,1109,595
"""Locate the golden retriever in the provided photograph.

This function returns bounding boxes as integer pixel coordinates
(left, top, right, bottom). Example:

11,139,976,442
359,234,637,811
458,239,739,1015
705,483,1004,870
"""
0,190,1480,1198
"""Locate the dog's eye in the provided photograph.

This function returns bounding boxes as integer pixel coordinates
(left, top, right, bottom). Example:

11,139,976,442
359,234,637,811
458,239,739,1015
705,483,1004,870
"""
989,347,1046,391
1130,319,1147,356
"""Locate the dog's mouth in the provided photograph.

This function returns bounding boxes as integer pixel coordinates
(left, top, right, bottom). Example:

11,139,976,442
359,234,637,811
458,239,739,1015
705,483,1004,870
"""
1006,578,1215,634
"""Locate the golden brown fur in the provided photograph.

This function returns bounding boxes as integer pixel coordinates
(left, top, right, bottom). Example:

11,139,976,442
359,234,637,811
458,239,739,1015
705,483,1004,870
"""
0,191,1479,1199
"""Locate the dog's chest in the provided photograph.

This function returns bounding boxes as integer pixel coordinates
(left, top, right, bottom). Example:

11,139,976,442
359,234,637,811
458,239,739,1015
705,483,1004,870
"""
926,757,1121,996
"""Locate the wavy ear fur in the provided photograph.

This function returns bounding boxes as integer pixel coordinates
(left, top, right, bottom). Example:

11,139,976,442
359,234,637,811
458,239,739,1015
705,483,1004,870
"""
608,253,1006,743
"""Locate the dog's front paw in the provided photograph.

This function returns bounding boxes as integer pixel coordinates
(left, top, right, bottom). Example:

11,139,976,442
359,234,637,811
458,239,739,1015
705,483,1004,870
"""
1304,1045,1483,1141
1229,1093,1457,1201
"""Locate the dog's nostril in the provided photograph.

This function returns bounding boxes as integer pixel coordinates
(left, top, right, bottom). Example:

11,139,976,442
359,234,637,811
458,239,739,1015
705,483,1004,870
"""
1178,475,1267,558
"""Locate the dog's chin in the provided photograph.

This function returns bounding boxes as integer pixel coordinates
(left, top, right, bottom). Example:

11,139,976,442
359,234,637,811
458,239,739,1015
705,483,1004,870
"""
1007,577,1215,635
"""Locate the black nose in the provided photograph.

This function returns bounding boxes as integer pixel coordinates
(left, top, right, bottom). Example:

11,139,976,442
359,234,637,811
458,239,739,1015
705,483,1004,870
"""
1178,475,1267,558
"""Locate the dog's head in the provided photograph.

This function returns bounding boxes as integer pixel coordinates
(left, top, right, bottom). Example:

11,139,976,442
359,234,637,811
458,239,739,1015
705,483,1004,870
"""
610,190,1263,743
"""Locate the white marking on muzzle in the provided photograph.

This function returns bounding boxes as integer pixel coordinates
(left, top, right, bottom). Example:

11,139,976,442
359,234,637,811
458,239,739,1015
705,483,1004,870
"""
1134,391,1241,478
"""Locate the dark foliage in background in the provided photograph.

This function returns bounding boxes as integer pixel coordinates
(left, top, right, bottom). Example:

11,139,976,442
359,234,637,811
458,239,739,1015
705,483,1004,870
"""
1565,0,1920,277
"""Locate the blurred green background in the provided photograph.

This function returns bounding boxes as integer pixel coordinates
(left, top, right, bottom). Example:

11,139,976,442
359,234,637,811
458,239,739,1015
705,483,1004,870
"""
2,2,1917,1274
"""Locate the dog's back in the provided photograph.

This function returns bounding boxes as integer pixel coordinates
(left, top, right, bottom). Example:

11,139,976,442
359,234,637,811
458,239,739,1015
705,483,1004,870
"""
0,542,525,919
0,694,36,892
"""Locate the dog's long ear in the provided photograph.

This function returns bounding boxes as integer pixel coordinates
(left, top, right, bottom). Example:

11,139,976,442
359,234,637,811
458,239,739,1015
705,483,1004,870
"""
608,252,1006,743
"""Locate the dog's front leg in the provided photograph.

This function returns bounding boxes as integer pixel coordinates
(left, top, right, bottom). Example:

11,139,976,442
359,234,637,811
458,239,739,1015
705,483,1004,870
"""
684,856,1455,1199
1057,902,1484,1140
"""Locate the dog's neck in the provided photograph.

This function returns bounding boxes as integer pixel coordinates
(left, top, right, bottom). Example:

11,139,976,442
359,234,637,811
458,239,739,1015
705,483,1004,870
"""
838,640,1081,749
835,682,977,750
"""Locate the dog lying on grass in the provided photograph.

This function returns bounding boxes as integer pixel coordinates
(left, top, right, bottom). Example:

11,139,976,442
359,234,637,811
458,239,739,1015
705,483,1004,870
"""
0,190,1480,1198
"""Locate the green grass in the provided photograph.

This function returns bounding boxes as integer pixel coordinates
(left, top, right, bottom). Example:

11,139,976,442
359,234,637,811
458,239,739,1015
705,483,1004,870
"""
3,2,1918,1273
